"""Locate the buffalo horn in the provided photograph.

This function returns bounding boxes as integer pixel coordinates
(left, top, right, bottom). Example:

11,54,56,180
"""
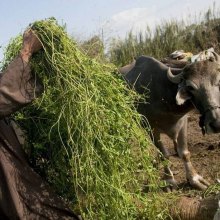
167,67,183,84
212,51,220,62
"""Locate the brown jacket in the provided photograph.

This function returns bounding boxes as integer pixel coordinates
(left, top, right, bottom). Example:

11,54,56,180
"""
0,56,78,220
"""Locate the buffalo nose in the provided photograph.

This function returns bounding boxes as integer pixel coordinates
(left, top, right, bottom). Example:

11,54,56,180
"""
209,121,220,133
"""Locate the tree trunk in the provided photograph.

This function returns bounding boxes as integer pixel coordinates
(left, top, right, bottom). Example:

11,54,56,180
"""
170,194,220,220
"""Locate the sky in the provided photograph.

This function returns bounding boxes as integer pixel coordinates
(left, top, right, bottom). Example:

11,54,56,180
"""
0,0,219,60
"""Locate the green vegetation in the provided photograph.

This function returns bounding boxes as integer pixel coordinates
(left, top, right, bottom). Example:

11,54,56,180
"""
1,19,167,219
79,35,105,62
108,5,220,66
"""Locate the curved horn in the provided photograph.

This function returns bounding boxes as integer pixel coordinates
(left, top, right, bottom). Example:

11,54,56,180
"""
211,51,220,62
167,67,183,84
118,60,136,74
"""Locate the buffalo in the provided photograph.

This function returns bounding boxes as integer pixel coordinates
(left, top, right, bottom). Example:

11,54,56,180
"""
120,52,220,190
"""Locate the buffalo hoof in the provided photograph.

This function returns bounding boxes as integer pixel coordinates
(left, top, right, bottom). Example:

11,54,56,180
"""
164,178,178,192
188,174,210,190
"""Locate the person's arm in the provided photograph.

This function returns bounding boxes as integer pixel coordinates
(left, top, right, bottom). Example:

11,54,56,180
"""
0,30,43,118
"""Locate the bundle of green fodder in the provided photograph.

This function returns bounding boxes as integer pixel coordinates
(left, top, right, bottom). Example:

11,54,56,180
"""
1,18,167,219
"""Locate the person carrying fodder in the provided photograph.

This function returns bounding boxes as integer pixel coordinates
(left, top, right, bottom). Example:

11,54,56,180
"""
0,29,79,219
2,18,169,219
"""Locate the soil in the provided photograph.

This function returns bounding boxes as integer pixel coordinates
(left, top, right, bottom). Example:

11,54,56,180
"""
161,110,220,191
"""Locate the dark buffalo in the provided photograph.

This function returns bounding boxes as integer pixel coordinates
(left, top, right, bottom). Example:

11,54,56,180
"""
120,53,220,190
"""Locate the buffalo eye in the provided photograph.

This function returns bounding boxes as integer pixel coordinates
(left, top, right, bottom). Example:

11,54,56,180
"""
187,85,195,92
185,80,198,93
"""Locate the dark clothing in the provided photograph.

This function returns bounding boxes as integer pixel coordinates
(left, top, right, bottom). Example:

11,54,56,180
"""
0,56,78,219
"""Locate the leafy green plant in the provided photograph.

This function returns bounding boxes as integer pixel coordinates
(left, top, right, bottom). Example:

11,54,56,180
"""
2,18,167,219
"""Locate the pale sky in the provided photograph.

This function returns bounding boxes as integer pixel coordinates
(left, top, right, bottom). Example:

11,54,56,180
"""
0,0,218,59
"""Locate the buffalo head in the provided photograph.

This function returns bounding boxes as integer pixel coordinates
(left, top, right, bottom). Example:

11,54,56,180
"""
167,52,220,134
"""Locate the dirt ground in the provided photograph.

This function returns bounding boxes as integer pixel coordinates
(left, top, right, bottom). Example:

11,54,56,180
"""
161,110,220,191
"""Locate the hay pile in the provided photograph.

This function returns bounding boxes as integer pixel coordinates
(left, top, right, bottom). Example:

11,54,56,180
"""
1,19,166,219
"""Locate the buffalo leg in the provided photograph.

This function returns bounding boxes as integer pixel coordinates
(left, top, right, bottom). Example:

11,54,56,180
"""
154,130,177,190
175,119,210,190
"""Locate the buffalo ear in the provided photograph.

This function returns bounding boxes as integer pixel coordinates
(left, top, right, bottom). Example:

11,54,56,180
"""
176,86,191,105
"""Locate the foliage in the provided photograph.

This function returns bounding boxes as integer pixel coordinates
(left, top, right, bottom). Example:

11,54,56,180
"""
1,18,167,219
79,35,105,61
109,6,220,67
